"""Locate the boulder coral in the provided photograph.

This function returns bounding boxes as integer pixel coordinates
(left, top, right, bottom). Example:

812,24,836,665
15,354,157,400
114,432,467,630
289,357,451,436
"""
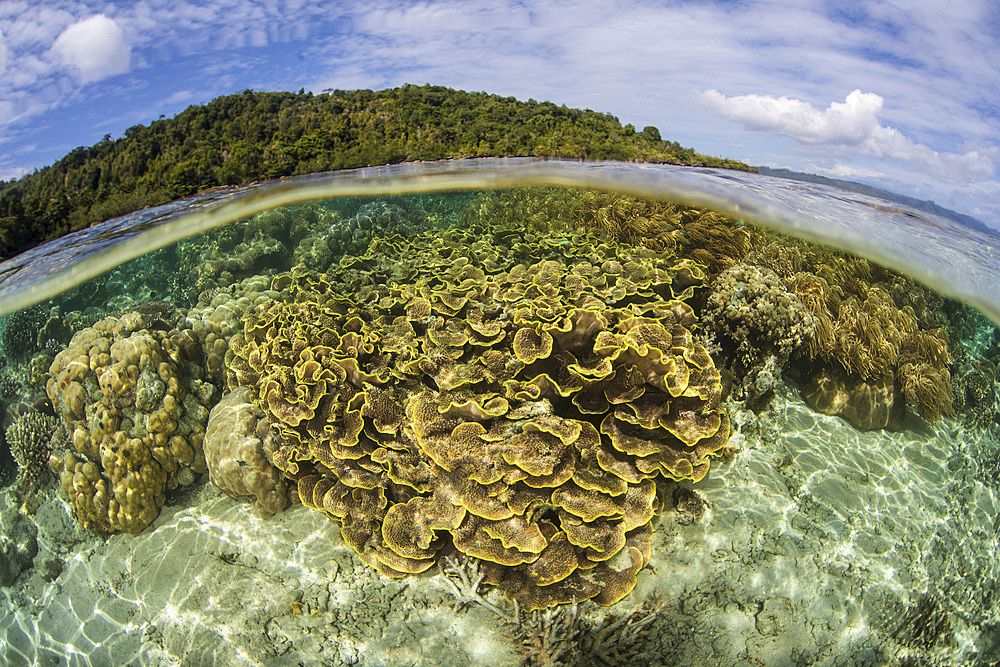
227,224,729,610
46,310,212,533
204,386,290,517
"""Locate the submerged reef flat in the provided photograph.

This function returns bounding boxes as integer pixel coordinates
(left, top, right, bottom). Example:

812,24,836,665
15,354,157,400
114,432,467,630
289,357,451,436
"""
0,385,996,665
0,188,998,665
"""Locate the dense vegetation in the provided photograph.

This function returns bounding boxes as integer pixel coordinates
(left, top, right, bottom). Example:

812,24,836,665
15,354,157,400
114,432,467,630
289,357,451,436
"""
0,84,753,259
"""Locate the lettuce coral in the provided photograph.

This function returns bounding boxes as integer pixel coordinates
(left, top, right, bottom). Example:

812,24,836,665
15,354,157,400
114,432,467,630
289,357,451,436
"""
227,223,729,609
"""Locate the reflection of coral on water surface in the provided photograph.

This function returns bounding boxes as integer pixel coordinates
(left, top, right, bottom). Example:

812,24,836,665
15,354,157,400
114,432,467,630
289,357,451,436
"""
0,187,998,665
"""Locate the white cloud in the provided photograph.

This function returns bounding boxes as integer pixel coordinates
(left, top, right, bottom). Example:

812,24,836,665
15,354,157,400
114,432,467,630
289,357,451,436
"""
0,0,995,223
812,163,887,180
701,89,883,146
702,89,996,183
50,14,130,84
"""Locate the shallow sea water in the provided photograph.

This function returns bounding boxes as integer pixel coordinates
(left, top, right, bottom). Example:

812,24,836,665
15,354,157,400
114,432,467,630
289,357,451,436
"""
0,158,997,666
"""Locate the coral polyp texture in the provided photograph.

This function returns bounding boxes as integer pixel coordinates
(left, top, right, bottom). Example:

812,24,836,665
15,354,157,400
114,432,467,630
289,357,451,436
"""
226,223,730,610
46,310,212,533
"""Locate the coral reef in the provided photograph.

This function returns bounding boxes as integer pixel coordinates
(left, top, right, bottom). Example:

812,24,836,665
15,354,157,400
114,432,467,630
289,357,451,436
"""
956,361,998,430
293,199,432,270
175,205,319,303
184,274,281,385
27,352,54,389
1,305,48,360
440,554,668,667
743,235,956,426
328,199,429,255
0,374,19,399
459,188,751,271
891,593,954,654
227,223,729,610
46,309,212,533
5,411,59,487
702,263,815,409
204,386,290,517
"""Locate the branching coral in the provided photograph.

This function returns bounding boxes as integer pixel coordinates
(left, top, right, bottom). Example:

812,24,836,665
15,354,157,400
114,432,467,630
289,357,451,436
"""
5,411,59,487
227,223,728,610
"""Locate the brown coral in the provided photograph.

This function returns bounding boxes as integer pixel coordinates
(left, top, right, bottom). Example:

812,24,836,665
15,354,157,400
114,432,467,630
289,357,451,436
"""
227,223,729,609
46,309,212,533
459,187,751,268
744,233,955,425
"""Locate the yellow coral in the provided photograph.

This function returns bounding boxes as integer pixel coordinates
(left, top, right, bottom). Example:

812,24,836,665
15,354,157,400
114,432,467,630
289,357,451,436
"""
47,310,212,533
229,222,728,609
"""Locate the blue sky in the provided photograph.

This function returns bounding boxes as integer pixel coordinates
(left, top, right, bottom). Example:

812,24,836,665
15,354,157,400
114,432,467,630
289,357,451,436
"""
1,0,998,226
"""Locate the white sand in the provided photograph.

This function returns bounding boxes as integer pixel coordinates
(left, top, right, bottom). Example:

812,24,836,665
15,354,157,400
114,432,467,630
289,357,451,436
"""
1,383,997,665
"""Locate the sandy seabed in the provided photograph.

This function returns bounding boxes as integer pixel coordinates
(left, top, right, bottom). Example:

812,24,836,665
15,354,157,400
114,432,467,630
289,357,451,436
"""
1,383,998,666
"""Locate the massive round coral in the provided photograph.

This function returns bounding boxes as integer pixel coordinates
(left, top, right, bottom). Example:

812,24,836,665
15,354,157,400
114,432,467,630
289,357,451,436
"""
204,386,290,517
227,223,729,609
46,309,213,533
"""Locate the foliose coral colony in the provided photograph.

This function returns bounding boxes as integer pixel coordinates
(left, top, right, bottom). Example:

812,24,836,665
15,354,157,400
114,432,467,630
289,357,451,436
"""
0,189,989,621
225,222,728,609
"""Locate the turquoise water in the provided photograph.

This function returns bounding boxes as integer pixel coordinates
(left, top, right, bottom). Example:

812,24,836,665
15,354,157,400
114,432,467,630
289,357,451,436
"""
0,159,997,666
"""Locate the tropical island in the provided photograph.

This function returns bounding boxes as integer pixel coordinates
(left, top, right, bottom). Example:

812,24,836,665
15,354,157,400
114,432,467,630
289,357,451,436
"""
0,84,752,260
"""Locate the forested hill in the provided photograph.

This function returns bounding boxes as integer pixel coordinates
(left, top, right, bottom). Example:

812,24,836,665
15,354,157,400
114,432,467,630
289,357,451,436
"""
0,84,753,259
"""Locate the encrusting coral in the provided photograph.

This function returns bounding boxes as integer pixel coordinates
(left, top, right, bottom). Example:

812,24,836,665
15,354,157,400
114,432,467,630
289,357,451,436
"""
46,309,213,533
226,221,730,610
